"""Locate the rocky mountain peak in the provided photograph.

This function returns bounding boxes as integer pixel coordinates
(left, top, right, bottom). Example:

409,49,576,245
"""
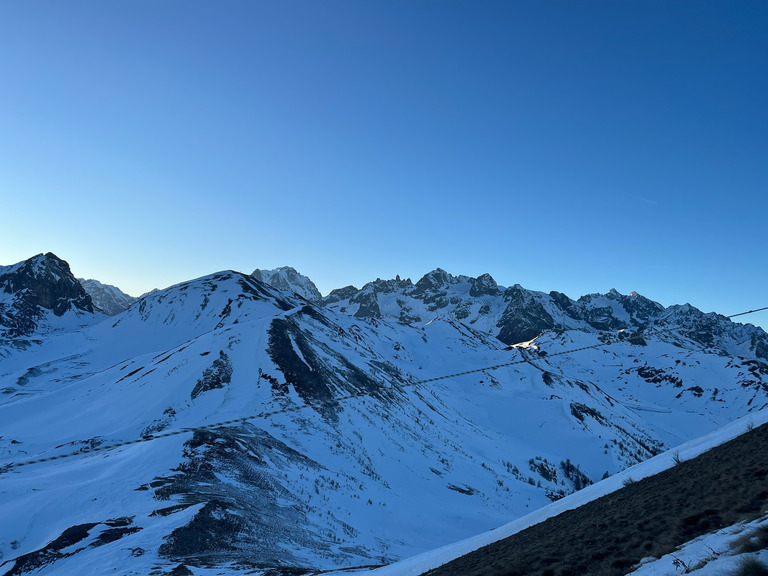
414,268,454,292
470,273,500,297
322,285,360,306
78,278,138,316
252,266,322,302
0,253,95,337
496,284,555,344
362,276,414,295
1,252,94,316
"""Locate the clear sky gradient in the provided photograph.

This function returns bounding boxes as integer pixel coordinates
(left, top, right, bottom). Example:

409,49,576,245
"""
2,1,767,329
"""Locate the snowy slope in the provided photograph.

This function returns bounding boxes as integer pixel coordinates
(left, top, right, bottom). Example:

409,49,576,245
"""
352,410,768,576
630,514,768,576
1,256,767,575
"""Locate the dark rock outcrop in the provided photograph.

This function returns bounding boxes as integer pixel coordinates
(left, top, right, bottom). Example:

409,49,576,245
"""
470,273,500,297
496,285,555,345
0,253,95,337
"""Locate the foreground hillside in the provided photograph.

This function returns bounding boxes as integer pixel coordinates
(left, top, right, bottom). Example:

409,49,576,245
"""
1,254,767,575
419,420,768,576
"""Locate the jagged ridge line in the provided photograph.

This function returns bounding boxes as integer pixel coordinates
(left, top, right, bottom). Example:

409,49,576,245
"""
2,306,765,474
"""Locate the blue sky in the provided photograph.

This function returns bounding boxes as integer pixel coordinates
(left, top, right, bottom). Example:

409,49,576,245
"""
1,1,767,328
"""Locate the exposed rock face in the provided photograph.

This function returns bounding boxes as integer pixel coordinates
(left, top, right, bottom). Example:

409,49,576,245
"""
190,350,233,399
252,267,322,302
322,285,360,306
266,308,393,418
0,253,95,336
658,304,733,350
549,290,581,320
613,290,666,326
470,273,500,297
79,278,137,315
154,426,328,569
352,290,382,319
496,285,555,344
318,269,768,358
412,268,453,296
569,290,662,332
321,277,415,320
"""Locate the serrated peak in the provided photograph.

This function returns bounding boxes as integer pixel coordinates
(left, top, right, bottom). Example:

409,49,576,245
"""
470,273,500,297
252,266,322,301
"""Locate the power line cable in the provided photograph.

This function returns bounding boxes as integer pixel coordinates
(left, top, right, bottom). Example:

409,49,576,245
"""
727,305,768,319
2,305,766,474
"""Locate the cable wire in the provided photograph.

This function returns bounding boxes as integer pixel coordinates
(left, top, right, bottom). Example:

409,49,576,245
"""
2,305,766,474
727,305,768,319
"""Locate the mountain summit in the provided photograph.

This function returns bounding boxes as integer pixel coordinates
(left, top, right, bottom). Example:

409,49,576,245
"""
78,278,137,315
251,266,322,302
0,252,95,337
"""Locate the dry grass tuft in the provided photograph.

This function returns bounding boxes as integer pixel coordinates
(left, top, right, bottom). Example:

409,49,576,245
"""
732,526,768,555
734,557,768,576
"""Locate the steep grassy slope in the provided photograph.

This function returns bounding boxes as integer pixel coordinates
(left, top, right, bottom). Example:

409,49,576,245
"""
423,422,768,576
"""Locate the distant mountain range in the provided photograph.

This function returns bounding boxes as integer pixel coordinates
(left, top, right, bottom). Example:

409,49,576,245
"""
1,253,766,576
78,278,138,316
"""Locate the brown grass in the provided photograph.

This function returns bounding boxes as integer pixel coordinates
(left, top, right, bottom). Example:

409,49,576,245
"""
734,557,768,576
422,422,768,576
732,525,768,554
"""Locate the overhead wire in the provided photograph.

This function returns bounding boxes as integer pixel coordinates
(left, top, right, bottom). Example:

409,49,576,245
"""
727,305,768,319
1,305,766,475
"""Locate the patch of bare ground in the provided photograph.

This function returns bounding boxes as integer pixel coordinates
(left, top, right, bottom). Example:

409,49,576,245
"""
423,422,768,576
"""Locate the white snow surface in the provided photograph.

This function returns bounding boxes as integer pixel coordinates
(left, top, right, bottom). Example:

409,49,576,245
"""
336,410,768,576
0,266,767,575
631,513,768,576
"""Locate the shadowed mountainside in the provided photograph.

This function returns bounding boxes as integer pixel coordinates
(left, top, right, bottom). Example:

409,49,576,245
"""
423,422,768,576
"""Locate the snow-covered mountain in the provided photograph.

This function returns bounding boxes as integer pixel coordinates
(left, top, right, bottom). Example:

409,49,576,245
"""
321,268,768,359
0,253,97,339
78,278,137,316
252,266,322,302
1,254,767,576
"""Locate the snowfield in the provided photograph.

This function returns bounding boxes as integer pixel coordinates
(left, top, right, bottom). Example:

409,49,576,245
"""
1,256,767,575
345,410,768,576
